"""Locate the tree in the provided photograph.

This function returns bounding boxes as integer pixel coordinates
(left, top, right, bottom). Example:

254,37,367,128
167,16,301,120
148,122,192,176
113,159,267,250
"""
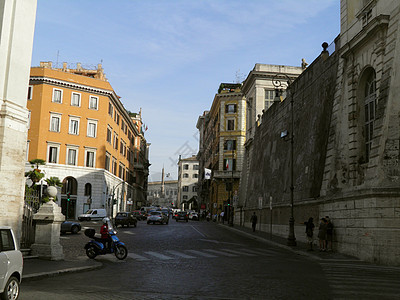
45,176,63,187
25,159,46,187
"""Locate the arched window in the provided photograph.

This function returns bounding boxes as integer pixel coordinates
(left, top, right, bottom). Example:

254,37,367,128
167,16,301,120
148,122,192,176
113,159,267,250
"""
363,70,376,162
61,176,78,195
84,183,92,196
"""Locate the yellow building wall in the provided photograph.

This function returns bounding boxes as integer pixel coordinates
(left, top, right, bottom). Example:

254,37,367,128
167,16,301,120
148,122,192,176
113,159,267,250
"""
27,67,138,173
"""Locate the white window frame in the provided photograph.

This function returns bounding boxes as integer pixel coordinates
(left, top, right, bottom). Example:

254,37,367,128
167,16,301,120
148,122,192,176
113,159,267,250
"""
87,119,98,138
71,92,81,107
84,147,96,168
66,146,79,166
69,116,80,135
105,152,111,171
47,142,60,164
49,113,61,132
52,88,63,103
89,96,99,110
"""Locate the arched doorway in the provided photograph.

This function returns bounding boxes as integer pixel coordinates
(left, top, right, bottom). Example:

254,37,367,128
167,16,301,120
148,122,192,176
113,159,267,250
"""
61,176,78,219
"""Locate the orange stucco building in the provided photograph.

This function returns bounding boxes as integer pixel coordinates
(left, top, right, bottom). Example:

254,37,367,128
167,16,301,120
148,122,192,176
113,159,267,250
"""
26,62,150,219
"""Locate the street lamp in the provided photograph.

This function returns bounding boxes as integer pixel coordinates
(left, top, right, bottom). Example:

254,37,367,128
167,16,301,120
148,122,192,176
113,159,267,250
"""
111,180,125,219
272,74,297,246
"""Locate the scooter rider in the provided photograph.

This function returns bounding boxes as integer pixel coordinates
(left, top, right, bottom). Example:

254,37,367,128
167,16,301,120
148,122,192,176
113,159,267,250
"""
100,217,112,251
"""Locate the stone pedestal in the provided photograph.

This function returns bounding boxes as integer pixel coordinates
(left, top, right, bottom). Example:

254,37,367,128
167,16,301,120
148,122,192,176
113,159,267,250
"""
31,201,65,260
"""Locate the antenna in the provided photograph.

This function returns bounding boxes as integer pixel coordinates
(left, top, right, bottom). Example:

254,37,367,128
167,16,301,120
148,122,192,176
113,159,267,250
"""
235,69,244,83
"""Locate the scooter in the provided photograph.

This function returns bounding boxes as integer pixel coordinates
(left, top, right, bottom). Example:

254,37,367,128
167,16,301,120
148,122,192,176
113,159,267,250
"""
84,227,128,260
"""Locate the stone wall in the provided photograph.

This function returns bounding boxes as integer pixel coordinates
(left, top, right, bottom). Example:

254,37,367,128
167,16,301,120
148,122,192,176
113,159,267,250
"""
238,48,338,219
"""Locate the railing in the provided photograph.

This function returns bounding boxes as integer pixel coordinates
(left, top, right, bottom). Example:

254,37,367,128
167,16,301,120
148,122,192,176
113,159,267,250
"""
20,189,40,249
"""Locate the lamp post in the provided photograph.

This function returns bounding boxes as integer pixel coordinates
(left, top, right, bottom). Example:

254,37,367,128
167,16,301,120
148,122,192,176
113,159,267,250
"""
272,74,297,246
111,180,125,219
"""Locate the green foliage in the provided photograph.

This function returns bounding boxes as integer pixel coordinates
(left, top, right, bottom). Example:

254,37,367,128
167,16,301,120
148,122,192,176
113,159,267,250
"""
25,158,46,187
29,158,46,169
45,176,63,187
25,169,45,187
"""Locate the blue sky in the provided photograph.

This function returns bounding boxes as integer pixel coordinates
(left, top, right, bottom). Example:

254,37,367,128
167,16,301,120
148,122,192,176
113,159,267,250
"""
31,0,340,182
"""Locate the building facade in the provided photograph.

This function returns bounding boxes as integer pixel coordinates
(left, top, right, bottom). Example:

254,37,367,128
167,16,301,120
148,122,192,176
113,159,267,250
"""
197,83,246,218
26,62,149,219
147,180,178,208
177,155,199,210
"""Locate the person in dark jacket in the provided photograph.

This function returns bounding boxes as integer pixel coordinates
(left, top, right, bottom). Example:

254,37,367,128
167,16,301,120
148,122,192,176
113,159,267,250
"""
250,212,258,232
302,217,315,251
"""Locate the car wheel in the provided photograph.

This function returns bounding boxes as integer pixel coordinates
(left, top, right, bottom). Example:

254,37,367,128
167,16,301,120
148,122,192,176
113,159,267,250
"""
134,222,137,228
87,217,91,221
127,223,130,228
71,225,79,234
176,219,178,222
1,276,19,300
147,221,150,224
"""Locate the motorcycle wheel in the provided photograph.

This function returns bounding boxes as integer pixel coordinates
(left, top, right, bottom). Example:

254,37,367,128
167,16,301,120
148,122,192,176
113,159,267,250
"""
86,245,97,259
115,244,128,260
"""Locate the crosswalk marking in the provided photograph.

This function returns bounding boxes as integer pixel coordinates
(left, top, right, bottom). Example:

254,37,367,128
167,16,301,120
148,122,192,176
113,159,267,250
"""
125,247,278,262
128,253,149,261
145,251,173,260
221,249,256,256
165,250,195,259
204,249,238,257
320,261,400,299
186,250,217,258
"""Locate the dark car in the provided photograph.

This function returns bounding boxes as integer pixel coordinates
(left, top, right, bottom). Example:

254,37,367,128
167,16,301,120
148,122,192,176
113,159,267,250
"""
60,221,81,234
114,212,137,228
175,211,189,222
132,210,146,221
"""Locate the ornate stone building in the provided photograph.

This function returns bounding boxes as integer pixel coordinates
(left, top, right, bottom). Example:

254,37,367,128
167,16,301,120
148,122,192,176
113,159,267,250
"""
237,0,400,266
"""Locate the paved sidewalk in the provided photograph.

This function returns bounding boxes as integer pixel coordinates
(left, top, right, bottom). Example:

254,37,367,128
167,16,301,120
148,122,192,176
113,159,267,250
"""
219,223,359,262
22,256,102,281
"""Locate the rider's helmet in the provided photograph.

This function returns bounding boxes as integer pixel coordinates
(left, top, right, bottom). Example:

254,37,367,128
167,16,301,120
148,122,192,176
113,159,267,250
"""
102,217,110,224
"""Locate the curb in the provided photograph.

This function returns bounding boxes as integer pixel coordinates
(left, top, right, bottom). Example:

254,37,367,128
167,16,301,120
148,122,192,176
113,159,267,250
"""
22,261,103,281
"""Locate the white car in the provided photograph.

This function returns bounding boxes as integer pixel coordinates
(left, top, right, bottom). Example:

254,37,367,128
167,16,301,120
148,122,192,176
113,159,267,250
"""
0,226,23,300
189,212,199,221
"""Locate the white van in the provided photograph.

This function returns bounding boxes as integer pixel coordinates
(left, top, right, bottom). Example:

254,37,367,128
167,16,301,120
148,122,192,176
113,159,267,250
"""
78,208,107,221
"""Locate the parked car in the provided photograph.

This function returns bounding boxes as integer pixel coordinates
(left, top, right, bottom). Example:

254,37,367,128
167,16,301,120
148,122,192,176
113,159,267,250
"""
147,211,169,225
78,208,107,221
0,226,23,300
60,221,81,234
132,210,146,221
175,211,189,222
189,212,199,221
114,212,137,228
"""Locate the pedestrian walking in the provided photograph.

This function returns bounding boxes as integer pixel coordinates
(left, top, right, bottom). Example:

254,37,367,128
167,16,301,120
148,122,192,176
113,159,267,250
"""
220,211,225,224
250,212,257,232
318,218,327,251
325,216,334,251
302,217,315,251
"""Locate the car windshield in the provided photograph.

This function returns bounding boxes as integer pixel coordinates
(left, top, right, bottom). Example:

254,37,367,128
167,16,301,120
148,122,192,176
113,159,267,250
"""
150,211,161,216
85,209,93,214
